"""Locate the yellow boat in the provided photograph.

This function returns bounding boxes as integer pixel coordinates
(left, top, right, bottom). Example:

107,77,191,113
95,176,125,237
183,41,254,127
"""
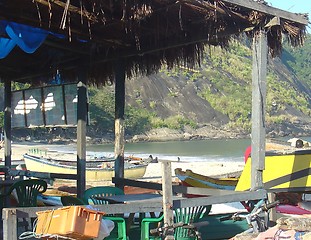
235,149,311,191
175,168,239,190
23,154,148,181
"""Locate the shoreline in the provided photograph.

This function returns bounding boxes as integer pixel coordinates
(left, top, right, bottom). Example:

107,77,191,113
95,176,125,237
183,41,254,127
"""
1,142,245,189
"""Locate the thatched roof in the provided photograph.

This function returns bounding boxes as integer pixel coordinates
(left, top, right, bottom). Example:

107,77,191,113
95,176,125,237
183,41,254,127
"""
0,0,308,85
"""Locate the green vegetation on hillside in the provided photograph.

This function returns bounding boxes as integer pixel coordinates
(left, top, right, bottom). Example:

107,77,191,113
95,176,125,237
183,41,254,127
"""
88,86,195,135
200,42,253,130
282,34,311,88
174,40,310,130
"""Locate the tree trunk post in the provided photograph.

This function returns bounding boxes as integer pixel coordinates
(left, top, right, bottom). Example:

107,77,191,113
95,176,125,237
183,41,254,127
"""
161,160,174,237
251,30,267,190
114,60,126,189
4,79,12,170
76,72,88,198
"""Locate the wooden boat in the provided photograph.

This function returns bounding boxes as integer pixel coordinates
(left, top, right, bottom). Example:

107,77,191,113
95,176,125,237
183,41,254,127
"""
236,148,311,191
175,168,239,191
23,154,148,181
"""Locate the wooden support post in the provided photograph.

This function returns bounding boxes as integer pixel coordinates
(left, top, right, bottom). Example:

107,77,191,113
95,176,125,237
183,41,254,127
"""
114,60,126,189
76,75,88,198
3,209,17,240
251,30,267,190
268,192,277,226
4,79,11,170
161,161,174,237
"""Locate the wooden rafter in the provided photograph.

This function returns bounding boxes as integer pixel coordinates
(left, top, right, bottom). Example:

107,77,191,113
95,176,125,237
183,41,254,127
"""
34,0,98,23
221,0,308,25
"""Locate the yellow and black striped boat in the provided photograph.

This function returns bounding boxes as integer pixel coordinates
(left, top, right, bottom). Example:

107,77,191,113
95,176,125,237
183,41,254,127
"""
235,148,311,192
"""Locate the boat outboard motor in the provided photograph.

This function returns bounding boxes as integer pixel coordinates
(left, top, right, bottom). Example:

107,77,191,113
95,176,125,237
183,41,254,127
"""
295,139,304,148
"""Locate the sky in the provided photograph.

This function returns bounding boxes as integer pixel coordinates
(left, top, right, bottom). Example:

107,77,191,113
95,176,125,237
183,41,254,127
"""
267,0,311,30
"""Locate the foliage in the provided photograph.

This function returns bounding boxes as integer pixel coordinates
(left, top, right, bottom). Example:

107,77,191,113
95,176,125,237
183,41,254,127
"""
88,86,154,135
11,82,31,91
163,115,196,129
0,111,3,129
150,115,197,130
88,86,115,133
282,34,311,88
198,43,253,129
266,72,310,116
125,107,153,135
195,40,311,130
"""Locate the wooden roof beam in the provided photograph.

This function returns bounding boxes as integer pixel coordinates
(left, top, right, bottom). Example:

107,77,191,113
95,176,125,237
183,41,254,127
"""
34,0,98,23
221,0,309,25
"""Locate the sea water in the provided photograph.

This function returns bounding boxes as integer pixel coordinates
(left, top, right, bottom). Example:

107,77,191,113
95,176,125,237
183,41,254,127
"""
48,136,311,163
48,138,249,163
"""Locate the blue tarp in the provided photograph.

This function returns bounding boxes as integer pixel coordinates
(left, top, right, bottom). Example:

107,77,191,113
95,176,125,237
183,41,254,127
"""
0,20,49,58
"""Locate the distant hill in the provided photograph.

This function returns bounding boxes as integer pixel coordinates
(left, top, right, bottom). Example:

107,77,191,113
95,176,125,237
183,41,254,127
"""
120,38,311,140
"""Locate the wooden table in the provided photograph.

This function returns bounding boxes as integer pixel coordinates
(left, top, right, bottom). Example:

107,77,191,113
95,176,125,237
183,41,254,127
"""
95,193,182,233
96,193,163,204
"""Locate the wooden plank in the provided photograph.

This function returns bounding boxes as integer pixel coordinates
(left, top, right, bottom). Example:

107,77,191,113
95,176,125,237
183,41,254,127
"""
268,192,277,225
161,161,174,231
22,90,28,127
173,185,235,196
114,119,125,178
61,84,68,125
173,189,267,209
222,0,308,25
76,78,88,198
5,190,266,219
112,177,163,190
40,87,46,126
3,190,266,219
7,169,77,180
5,202,164,218
251,30,267,190
114,60,126,187
113,177,235,195
3,209,17,240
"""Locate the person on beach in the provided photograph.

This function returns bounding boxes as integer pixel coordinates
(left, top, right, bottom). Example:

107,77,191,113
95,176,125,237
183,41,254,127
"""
244,146,251,163
149,155,159,163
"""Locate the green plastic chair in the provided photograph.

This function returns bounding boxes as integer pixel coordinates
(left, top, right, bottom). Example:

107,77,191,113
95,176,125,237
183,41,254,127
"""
0,179,47,231
61,195,128,240
0,179,47,208
141,205,211,240
83,186,125,205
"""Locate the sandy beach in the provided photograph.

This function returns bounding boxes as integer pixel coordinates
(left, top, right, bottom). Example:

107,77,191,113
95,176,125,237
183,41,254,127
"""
0,142,245,188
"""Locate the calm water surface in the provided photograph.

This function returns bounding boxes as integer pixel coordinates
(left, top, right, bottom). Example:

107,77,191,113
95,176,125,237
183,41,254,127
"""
55,139,250,162
87,139,251,163
51,136,311,163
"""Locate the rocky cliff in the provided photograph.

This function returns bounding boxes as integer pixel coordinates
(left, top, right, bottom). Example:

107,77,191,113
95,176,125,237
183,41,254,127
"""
124,52,311,142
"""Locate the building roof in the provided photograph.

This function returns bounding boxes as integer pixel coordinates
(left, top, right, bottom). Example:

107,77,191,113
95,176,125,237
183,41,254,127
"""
0,0,308,85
